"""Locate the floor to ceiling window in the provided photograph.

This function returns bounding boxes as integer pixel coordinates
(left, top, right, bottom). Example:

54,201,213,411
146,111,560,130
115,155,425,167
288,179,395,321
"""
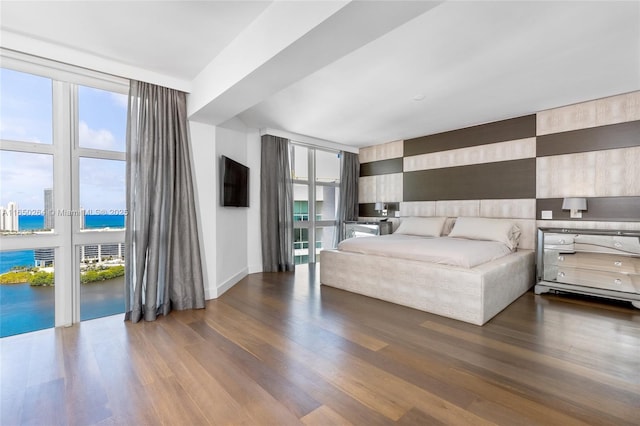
0,53,128,336
290,143,340,264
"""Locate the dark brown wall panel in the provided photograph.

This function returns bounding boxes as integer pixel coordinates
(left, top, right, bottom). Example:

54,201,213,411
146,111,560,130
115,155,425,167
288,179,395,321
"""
404,158,536,201
360,158,403,177
404,115,536,157
359,203,400,217
537,197,640,222
537,120,640,157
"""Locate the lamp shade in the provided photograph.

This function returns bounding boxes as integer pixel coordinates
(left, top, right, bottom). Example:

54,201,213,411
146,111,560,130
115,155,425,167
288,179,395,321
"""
562,197,587,210
374,202,384,211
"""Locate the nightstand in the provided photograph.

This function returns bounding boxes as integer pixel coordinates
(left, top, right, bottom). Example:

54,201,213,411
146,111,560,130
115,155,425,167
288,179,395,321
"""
535,227,640,308
343,221,393,240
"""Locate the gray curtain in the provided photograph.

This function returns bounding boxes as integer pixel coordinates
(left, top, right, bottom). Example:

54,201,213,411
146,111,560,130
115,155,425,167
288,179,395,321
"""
260,135,294,272
125,80,205,323
335,151,360,245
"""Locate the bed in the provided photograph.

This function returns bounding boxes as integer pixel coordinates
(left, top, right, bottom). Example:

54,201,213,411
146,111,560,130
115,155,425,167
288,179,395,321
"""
320,215,535,326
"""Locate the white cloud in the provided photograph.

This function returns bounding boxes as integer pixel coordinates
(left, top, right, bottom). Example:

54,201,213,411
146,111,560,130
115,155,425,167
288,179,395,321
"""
79,158,126,211
79,121,119,151
0,151,53,210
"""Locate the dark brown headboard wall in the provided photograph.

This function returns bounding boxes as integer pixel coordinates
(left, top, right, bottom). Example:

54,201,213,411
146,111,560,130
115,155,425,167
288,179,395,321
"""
404,159,536,201
359,158,403,177
536,197,640,222
537,121,640,157
404,115,536,156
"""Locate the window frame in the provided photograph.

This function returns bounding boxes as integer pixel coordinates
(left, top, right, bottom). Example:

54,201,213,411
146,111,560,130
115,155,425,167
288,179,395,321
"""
0,50,129,327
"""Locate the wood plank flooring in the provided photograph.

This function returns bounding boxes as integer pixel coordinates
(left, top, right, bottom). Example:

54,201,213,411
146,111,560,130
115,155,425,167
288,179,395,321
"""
1,264,639,425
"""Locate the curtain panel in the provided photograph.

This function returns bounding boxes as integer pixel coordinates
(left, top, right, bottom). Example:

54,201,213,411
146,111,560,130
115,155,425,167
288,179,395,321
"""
260,135,295,272
125,80,205,323
335,151,360,245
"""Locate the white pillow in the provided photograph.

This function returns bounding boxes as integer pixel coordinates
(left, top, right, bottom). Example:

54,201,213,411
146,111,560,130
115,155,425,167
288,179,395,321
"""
394,216,447,237
448,217,521,250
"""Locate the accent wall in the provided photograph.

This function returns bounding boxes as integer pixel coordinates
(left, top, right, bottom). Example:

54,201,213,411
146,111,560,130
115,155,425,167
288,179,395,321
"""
358,91,640,232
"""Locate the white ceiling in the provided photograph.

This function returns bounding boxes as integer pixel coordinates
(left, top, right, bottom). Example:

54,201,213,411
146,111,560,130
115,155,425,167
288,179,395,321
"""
1,1,639,147
0,1,271,80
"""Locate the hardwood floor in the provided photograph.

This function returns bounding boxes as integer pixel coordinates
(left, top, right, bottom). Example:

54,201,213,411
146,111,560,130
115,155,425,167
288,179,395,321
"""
2,264,639,425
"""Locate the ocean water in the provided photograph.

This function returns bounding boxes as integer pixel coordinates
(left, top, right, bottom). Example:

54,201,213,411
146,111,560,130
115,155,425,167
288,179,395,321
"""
1,215,124,273
0,250,35,274
0,277,125,337
18,214,125,231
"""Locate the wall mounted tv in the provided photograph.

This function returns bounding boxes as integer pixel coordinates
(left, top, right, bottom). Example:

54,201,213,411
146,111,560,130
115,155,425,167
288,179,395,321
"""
220,155,249,207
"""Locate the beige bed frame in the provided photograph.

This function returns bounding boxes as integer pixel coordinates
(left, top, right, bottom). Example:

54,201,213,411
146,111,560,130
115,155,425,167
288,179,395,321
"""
320,204,536,325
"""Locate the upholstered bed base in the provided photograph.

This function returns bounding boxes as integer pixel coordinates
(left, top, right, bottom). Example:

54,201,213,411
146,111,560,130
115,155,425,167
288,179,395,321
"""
320,249,535,326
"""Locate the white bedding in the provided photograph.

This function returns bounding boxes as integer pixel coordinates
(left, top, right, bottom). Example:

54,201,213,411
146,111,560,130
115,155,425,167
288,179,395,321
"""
337,234,513,268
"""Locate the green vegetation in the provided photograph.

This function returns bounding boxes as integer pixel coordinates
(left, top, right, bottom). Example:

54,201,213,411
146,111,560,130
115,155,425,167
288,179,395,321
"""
81,265,125,284
0,271,32,284
0,265,124,286
30,271,54,286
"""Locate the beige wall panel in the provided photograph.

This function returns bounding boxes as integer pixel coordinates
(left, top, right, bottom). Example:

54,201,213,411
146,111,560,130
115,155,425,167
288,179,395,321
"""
595,91,640,126
376,140,403,161
377,173,403,202
514,219,536,251
537,147,640,198
358,176,377,203
537,152,598,198
480,199,537,219
404,138,536,172
435,200,480,217
358,146,376,164
537,220,640,232
359,140,403,164
594,147,640,196
399,201,436,217
537,100,597,136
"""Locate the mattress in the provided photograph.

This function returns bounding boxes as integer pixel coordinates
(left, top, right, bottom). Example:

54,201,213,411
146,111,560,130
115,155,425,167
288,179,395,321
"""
337,234,512,268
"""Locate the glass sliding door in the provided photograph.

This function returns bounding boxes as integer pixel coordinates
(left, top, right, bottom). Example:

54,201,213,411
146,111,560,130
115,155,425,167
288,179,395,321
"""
290,143,340,264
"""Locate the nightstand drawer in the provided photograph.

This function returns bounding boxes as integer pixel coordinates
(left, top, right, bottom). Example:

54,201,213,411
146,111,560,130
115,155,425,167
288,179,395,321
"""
543,233,577,251
557,252,640,274
574,234,640,255
556,267,640,294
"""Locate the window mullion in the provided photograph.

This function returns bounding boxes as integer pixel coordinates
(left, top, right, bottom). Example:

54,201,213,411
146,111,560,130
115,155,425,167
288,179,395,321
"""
52,80,74,327
308,149,316,263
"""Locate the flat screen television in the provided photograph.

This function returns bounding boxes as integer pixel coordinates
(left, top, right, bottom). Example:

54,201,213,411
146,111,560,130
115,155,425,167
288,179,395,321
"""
220,155,249,207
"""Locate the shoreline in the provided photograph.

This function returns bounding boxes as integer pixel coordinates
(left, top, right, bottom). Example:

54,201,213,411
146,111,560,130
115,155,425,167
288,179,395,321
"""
0,263,125,285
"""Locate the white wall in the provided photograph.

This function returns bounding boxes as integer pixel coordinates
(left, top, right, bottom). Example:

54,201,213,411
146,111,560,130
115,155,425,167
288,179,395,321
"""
215,118,250,295
189,121,217,299
246,129,262,273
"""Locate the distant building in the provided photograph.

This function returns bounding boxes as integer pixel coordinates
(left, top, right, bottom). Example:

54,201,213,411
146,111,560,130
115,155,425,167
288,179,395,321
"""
44,188,54,230
34,248,54,267
80,243,125,262
0,202,19,231
35,243,125,267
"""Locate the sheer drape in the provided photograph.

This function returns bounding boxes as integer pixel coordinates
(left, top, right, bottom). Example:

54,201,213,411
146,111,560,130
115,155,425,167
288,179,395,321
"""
260,135,295,272
125,80,205,323
335,152,360,245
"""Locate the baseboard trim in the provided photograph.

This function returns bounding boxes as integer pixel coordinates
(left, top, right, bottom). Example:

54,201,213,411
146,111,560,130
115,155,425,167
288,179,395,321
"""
215,268,248,298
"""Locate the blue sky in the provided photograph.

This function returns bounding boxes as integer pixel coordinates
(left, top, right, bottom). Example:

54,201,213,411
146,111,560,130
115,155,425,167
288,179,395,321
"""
0,68,126,212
